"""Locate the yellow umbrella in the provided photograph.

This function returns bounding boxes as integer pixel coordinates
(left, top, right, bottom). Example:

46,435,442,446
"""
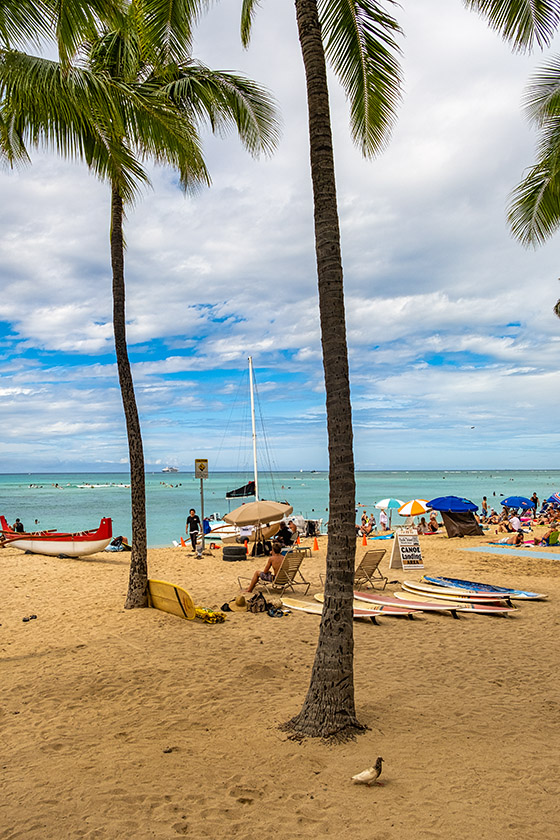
398,499,429,517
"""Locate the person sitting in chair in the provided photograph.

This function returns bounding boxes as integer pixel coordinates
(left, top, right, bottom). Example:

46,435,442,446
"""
245,541,284,593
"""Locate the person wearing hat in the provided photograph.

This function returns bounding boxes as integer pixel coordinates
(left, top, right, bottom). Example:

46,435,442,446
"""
245,540,284,593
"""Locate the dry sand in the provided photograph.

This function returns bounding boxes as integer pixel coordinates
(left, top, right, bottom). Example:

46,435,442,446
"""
2,530,559,839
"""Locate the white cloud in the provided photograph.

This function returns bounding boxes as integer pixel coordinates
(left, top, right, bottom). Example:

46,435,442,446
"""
1,1,559,470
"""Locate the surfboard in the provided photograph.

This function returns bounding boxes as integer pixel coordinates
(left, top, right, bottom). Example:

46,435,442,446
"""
148,578,196,620
421,575,547,600
393,590,517,615
281,597,383,621
402,580,512,602
314,592,418,617
354,590,470,615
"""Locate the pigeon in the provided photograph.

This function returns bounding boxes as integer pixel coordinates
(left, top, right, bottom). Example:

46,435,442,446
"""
351,756,383,786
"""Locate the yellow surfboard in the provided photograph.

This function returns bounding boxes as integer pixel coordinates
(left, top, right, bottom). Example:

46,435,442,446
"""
148,578,196,621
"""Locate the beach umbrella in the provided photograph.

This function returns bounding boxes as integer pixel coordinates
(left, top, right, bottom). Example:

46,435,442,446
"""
428,495,478,512
375,498,404,510
398,499,429,517
374,498,404,527
546,492,560,506
500,496,535,510
223,500,293,527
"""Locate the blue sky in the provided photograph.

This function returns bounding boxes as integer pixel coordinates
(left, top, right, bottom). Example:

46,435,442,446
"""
1,0,560,473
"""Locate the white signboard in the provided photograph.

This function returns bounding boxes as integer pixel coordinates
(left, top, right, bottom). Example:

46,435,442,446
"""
195,459,208,479
389,532,424,571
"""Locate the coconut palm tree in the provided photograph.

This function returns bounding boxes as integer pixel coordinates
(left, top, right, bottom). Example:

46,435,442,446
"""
1,0,279,608
240,0,560,739
507,54,560,317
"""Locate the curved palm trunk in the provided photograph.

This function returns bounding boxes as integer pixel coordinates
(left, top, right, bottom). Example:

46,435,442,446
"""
285,0,362,739
110,185,149,608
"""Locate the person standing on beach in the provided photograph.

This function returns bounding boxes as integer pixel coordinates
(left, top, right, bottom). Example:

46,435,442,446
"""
12,518,24,532
379,509,388,531
186,509,201,552
481,497,488,518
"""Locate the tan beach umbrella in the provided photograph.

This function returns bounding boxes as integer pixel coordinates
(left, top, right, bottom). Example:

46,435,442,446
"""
223,500,293,527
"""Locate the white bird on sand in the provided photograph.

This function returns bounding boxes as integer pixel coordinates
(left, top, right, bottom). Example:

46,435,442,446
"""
351,756,383,785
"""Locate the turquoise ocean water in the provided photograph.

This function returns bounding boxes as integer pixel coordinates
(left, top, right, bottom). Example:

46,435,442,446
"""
1,470,559,548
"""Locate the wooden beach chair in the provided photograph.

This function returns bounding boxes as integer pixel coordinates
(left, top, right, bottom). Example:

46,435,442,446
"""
238,550,311,596
320,548,388,590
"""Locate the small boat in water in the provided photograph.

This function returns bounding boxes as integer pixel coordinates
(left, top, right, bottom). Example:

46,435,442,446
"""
0,515,112,557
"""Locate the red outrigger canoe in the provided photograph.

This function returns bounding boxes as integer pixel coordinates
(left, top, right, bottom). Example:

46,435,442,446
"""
1,515,112,557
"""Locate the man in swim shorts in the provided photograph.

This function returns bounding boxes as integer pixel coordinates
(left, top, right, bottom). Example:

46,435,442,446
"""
245,541,285,592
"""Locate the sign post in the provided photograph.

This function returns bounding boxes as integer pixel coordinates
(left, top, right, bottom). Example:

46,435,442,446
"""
195,459,208,553
389,528,424,571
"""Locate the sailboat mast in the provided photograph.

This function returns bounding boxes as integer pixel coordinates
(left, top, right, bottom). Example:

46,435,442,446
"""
248,356,259,501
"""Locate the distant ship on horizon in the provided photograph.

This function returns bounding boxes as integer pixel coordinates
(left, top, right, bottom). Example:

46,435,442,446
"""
161,466,179,473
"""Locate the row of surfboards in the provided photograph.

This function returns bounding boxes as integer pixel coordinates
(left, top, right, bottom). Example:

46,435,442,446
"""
282,575,548,620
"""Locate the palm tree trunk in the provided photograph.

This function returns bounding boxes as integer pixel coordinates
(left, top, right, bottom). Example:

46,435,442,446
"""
285,0,362,739
110,184,149,609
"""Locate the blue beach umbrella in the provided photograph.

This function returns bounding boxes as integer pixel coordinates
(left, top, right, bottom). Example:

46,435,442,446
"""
546,492,560,505
500,496,535,510
428,495,478,512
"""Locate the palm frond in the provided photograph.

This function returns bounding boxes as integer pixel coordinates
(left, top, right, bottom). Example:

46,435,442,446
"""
240,0,261,47
463,0,560,52
0,0,55,48
140,0,209,62
318,0,403,157
0,107,30,167
508,155,560,244
159,62,280,156
522,54,560,124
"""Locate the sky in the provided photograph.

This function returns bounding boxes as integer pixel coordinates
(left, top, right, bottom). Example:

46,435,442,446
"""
1,0,560,473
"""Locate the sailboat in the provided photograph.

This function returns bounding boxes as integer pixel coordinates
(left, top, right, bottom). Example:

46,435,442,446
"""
205,357,290,545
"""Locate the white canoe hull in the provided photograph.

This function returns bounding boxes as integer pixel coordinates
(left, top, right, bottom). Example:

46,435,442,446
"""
7,537,112,557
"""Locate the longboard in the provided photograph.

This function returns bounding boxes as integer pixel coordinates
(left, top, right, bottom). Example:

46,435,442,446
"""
393,590,517,615
402,580,512,602
354,590,471,616
421,575,547,600
314,592,418,617
148,578,196,620
282,597,383,622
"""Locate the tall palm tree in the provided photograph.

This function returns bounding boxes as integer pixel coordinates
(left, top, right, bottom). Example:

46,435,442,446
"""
1,0,279,608
241,0,560,739
507,54,560,317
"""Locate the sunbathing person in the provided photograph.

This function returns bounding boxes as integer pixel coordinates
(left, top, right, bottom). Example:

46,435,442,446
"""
489,531,525,546
245,541,285,592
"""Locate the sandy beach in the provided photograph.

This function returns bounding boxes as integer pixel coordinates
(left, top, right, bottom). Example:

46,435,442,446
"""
2,530,559,839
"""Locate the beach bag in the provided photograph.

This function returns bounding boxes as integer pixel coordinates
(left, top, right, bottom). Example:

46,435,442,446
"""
247,592,269,613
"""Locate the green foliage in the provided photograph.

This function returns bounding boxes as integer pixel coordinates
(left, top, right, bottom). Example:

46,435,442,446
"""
463,0,560,52
318,0,402,156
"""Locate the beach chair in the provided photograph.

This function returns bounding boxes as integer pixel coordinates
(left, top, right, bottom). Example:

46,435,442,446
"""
238,550,311,596
321,548,387,590
354,549,388,589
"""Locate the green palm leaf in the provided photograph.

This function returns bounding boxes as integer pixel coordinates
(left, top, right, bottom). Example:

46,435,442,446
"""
160,62,280,156
318,0,402,156
463,0,560,51
508,156,560,244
